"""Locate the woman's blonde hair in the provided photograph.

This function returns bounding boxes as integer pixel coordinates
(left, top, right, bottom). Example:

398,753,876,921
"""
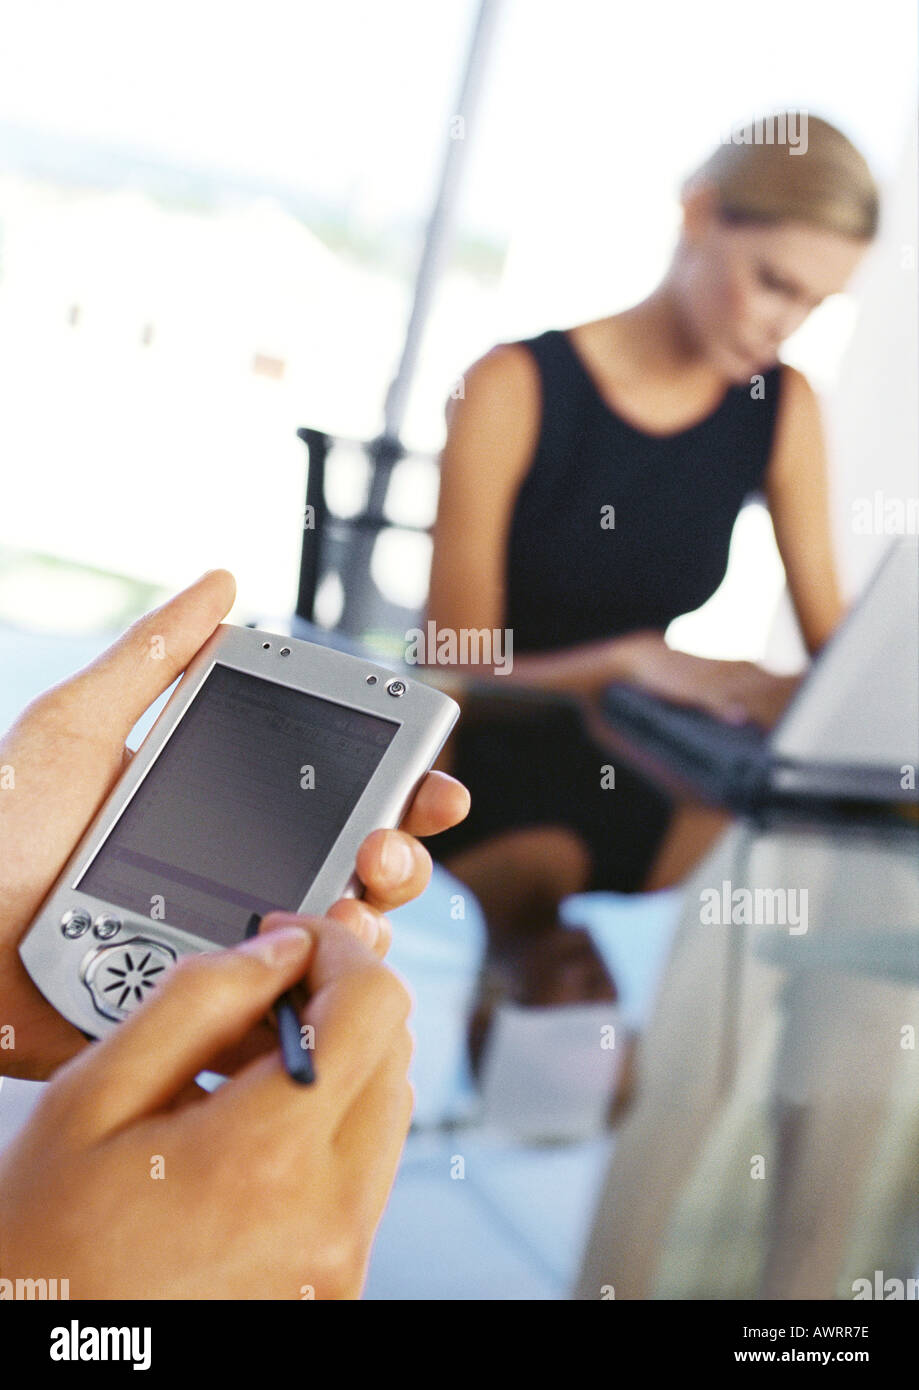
686,112,880,241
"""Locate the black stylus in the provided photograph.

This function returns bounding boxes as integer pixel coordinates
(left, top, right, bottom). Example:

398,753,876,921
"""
246,912,316,1085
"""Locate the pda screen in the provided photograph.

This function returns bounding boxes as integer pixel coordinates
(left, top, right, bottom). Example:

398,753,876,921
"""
77,663,399,945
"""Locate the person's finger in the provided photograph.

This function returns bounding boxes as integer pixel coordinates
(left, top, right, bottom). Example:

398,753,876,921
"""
332,1037,415,1233
325,898,392,958
353,828,433,914
396,770,470,838
42,569,237,746
37,923,316,1143
334,1022,413,1149
199,1016,282,1079
209,918,412,1131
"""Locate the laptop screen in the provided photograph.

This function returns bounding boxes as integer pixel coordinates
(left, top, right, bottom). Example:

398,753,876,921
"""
771,537,919,771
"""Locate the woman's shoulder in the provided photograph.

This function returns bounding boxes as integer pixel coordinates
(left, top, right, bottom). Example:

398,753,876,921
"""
758,361,817,445
765,362,824,480
444,320,611,454
775,360,816,403
440,341,546,498
445,339,543,432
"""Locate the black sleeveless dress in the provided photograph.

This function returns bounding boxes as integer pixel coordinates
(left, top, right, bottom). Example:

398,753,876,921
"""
431,328,785,892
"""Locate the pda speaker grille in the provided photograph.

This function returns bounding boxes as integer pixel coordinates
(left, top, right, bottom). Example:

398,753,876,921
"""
83,937,177,1022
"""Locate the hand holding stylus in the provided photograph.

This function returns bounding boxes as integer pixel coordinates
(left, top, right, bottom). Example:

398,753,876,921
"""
0,913,414,1298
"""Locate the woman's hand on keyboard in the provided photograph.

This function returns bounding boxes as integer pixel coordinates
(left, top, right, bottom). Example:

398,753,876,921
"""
620,631,803,728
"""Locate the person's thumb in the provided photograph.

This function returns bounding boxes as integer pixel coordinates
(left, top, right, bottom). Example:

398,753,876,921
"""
60,569,236,744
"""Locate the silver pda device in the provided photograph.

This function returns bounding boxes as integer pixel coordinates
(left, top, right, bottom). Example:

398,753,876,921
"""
19,624,459,1039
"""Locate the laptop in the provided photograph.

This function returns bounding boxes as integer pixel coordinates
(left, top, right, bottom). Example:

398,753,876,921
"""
596,537,919,818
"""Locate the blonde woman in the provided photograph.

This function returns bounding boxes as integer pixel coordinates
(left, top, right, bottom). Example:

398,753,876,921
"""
425,114,880,1056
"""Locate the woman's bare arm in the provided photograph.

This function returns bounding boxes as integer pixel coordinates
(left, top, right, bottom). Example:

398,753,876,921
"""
765,365,847,656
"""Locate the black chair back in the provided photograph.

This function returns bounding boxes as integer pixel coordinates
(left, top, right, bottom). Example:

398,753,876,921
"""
295,428,440,661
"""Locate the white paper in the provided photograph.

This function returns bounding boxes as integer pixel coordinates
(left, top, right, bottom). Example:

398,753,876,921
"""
478,1000,626,1143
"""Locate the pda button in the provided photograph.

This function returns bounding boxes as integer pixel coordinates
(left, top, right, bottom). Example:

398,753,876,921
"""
61,909,92,938
93,914,122,940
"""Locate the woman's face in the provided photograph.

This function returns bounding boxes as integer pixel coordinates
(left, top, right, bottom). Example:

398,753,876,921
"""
676,189,870,383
